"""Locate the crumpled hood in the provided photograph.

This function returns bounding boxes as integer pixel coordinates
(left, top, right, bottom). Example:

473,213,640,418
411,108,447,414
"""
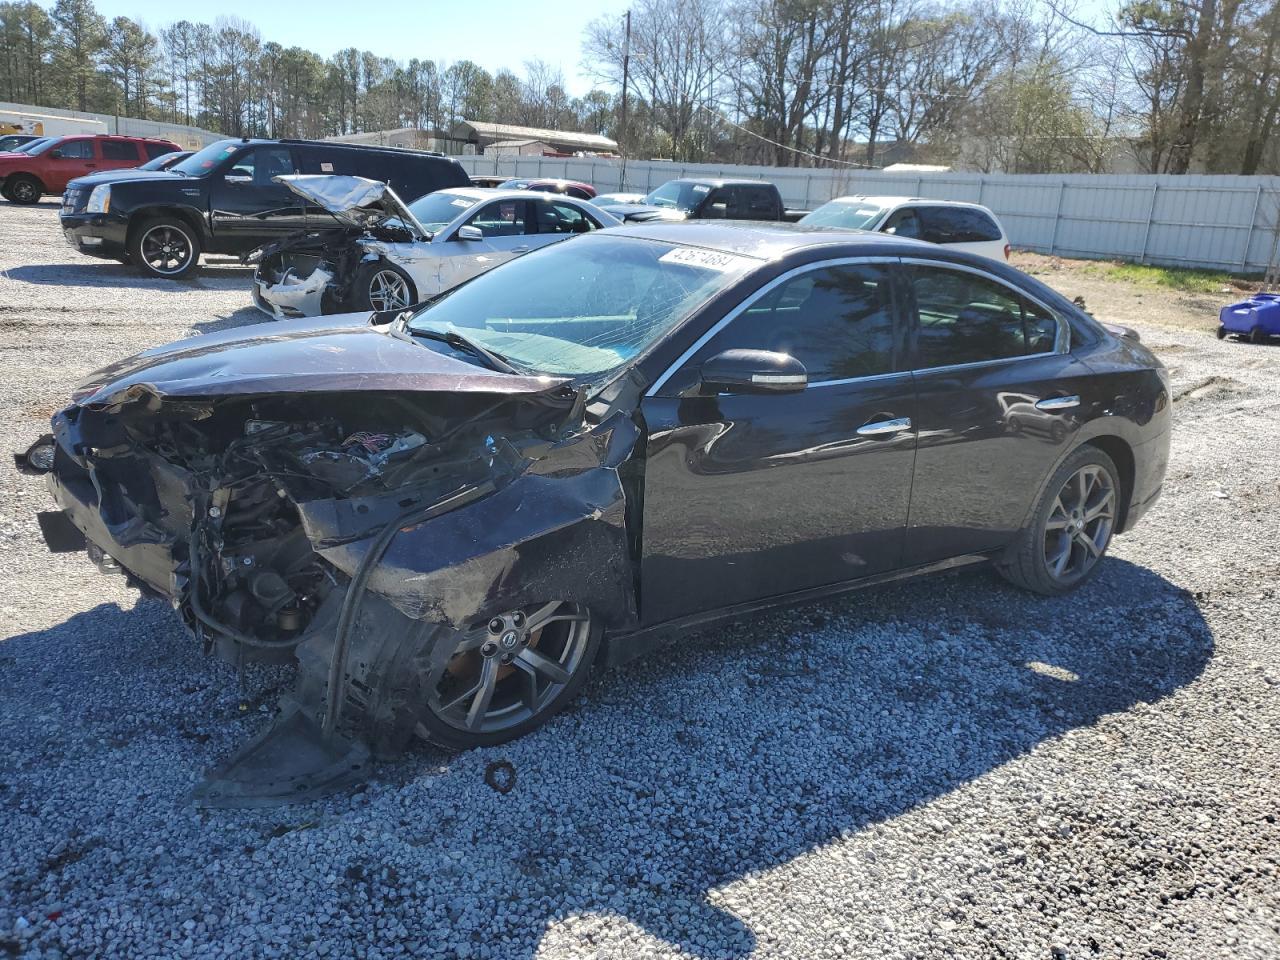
274,174,428,238
594,203,687,223
71,312,571,408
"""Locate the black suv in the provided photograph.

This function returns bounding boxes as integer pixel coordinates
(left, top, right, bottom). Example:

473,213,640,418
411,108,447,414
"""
59,138,471,278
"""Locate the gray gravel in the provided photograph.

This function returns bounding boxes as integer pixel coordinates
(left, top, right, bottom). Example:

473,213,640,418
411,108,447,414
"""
2,199,1279,959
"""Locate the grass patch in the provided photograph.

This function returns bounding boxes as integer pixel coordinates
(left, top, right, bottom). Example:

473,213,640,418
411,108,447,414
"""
1092,261,1251,295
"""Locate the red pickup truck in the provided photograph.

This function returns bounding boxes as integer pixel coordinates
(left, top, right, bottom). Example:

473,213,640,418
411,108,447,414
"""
0,134,181,205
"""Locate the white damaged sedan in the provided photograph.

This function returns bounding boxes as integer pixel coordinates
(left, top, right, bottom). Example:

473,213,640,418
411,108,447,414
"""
249,176,621,318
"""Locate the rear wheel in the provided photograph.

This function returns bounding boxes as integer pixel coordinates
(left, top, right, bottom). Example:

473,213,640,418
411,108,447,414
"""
1250,326,1268,345
416,601,600,750
5,174,42,205
998,446,1120,596
352,261,416,313
130,217,201,278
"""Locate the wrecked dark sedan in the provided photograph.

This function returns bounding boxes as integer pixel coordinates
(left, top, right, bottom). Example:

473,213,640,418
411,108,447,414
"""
20,224,1169,803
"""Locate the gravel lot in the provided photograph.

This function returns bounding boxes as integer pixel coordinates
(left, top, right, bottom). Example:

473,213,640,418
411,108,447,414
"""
1,202,1278,960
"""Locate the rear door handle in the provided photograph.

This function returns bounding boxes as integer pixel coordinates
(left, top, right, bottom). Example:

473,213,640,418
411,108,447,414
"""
856,417,912,437
1035,395,1080,411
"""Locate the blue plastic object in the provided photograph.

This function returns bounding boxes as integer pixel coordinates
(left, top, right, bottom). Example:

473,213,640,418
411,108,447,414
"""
1220,293,1280,338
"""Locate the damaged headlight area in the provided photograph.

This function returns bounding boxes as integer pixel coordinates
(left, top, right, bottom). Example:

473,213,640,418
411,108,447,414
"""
40,381,635,805
249,223,417,319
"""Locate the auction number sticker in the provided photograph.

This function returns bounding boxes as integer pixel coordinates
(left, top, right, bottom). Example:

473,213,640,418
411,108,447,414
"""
659,247,752,272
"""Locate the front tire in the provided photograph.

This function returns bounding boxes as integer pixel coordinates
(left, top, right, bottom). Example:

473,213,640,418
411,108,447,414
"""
415,601,600,750
998,446,1121,596
352,261,416,313
130,217,201,278
6,174,42,204
1216,324,1228,340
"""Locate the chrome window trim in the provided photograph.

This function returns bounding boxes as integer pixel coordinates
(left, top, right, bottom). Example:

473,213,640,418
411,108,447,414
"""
646,254,1071,398
646,256,902,397
897,256,1070,364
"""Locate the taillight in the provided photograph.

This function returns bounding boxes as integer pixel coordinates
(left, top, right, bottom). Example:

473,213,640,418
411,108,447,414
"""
1003,243,1011,260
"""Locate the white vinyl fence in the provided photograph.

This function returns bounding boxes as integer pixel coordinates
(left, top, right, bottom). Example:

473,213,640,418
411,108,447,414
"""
460,153,1280,274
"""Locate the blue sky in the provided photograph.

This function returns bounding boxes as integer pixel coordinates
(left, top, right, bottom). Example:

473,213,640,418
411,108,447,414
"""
88,0,632,97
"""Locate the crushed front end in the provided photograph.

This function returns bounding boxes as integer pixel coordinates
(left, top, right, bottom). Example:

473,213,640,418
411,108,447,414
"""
249,223,415,319
30,366,640,804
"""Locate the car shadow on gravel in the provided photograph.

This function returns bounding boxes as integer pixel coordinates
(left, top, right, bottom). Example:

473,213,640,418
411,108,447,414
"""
387,557,1215,958
5,262,256,290
0,559,1213,959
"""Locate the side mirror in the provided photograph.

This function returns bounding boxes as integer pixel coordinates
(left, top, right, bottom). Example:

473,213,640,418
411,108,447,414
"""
700,349,807,394
455,224,484,241
48,148,63,159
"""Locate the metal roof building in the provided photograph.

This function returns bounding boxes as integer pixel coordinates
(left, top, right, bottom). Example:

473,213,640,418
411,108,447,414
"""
453,121,617,156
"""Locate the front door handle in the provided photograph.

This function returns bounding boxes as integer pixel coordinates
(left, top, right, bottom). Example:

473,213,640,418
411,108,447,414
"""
1035,395,1080,411
856,417,912,437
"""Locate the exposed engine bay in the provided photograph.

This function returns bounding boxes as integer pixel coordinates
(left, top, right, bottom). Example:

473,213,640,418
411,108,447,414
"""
36,373,640,805
247,223,415,318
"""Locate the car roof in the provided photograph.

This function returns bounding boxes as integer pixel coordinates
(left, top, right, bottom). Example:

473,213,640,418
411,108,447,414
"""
605,220,940,260
670,177,774,187
824,195,995,211
430,187,591,203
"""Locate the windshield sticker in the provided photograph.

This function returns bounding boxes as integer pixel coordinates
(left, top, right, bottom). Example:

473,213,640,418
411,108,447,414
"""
659,247,752,272
320,162,333,172
856,208,881,217
452,198,473,207
692,184,711,193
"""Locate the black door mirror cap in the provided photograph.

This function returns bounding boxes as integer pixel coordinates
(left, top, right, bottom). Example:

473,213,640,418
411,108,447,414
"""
700,349,807,395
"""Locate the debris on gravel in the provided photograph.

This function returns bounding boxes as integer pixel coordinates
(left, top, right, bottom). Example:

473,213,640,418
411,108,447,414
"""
2,202,1278,958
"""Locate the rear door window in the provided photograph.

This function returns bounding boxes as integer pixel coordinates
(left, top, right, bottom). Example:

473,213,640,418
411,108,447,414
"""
532,200,599,234
144,142,174,160
100,140,139,162
692,263,901,381
742,186,779,217
918,206,1002,244
909,266,1059,369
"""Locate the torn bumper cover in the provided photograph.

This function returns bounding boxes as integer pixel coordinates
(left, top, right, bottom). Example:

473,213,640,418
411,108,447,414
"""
33,314,640,805
252,261,335,320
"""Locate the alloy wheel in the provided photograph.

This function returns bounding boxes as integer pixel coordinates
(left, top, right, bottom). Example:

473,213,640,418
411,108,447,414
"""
139,224,193,275
427,601,592,734
1043,464,1116,582
10,179,36,202
368,269,411,311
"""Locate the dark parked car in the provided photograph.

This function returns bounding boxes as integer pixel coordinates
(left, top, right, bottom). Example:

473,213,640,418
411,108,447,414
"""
0,133,181,204
58,138,471,278
20,224,1168,801
597,178,806,223
499,177,597,200
0,133,40,153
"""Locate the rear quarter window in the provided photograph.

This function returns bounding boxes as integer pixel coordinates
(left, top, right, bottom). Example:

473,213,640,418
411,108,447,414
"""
918,206,1003,244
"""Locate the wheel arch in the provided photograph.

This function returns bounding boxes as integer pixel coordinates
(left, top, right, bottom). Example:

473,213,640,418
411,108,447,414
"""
1082,434,1135,531
7,170,46,194
126,206,207,248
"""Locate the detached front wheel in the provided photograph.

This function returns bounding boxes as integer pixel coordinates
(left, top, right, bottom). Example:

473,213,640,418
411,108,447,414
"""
417,601,600,750
999,446,1120,595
